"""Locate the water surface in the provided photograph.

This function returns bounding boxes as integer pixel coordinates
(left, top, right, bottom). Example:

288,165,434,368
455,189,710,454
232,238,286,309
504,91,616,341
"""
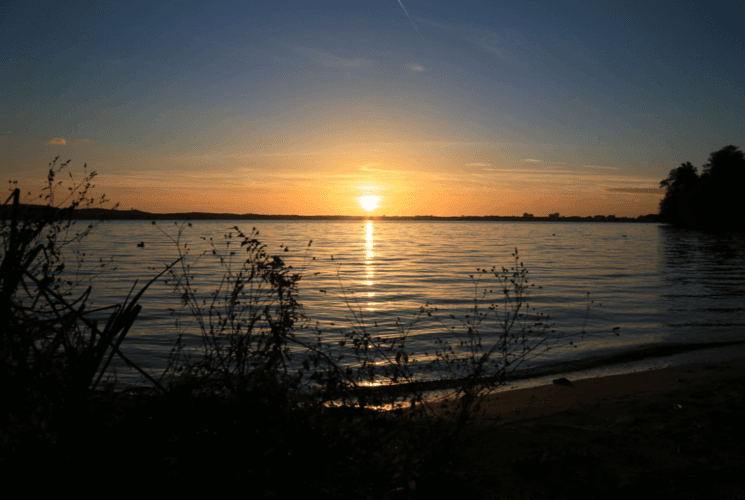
66,220,745,392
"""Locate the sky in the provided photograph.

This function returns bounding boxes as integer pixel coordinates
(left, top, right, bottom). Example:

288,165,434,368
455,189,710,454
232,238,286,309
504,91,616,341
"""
2,0,743,217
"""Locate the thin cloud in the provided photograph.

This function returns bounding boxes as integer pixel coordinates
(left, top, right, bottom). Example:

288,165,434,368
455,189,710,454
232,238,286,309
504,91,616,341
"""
261,152,319,157
396,0,422,38
410,64,425,72
583,165,620,170
359,163,384,171
244,140,490,157
115,169,251,188
484,168,578,174
606,187,662,194
416,18,456,31
522,158,542,163
471,36,508,60
304,49,376,70
466,162,491,167
47,138,66,145
416,18,527,64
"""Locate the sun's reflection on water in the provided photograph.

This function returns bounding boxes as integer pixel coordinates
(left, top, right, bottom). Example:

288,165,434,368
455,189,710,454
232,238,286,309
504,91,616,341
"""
364,221,377,311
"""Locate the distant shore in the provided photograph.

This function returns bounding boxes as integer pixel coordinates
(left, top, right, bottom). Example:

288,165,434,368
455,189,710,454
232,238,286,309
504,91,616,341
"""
3,204,661,222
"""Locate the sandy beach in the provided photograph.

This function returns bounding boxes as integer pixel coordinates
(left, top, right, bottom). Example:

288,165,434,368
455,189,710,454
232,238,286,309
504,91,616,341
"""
424,360,745,499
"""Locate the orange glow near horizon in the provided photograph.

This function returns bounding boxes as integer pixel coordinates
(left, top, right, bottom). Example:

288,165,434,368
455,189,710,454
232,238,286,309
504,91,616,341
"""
91,171,662,217
29,144,664,218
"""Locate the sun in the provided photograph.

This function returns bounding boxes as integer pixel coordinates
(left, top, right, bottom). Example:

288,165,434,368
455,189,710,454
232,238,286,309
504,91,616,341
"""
358,195,380,212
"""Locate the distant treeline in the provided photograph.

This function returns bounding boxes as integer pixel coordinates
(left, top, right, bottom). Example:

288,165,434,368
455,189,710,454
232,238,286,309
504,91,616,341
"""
0,205,660,223
658,145,745,231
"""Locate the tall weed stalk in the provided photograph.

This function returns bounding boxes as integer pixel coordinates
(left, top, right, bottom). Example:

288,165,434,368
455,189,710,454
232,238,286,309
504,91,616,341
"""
1,158,172,434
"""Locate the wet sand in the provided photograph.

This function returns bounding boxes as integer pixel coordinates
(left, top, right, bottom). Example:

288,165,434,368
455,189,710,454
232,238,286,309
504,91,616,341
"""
426,360,745,498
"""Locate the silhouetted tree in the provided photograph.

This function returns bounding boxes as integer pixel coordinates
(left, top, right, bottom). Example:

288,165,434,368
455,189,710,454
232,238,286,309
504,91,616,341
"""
702,145,745,228
659,162,700,226
659,145,745,230
702,144,745,182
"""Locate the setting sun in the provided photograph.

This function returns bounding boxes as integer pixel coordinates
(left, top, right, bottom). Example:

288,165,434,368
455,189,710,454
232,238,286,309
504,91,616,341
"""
358,195,380,212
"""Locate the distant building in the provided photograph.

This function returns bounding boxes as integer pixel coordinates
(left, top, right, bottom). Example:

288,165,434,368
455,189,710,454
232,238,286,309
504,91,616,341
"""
548,213,560,219
523,213,534,218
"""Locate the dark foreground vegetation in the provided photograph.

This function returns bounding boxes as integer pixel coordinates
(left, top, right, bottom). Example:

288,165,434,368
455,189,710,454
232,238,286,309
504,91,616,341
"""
7,158,739,497
659,145,745,231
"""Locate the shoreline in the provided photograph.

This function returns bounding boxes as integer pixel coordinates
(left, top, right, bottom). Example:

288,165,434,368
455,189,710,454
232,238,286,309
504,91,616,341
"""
313,339,745,405
485,338,745,394
107,339,745,403
436,358,745,424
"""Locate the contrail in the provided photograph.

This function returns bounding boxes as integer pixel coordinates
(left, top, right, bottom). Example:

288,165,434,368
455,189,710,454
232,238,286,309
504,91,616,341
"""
397,0,423,38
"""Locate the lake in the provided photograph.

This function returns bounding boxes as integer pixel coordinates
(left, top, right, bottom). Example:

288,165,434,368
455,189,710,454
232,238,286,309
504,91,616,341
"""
64,220,745,393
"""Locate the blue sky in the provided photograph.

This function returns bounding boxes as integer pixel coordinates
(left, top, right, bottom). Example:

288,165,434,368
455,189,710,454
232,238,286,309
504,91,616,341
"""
2,0,743,215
